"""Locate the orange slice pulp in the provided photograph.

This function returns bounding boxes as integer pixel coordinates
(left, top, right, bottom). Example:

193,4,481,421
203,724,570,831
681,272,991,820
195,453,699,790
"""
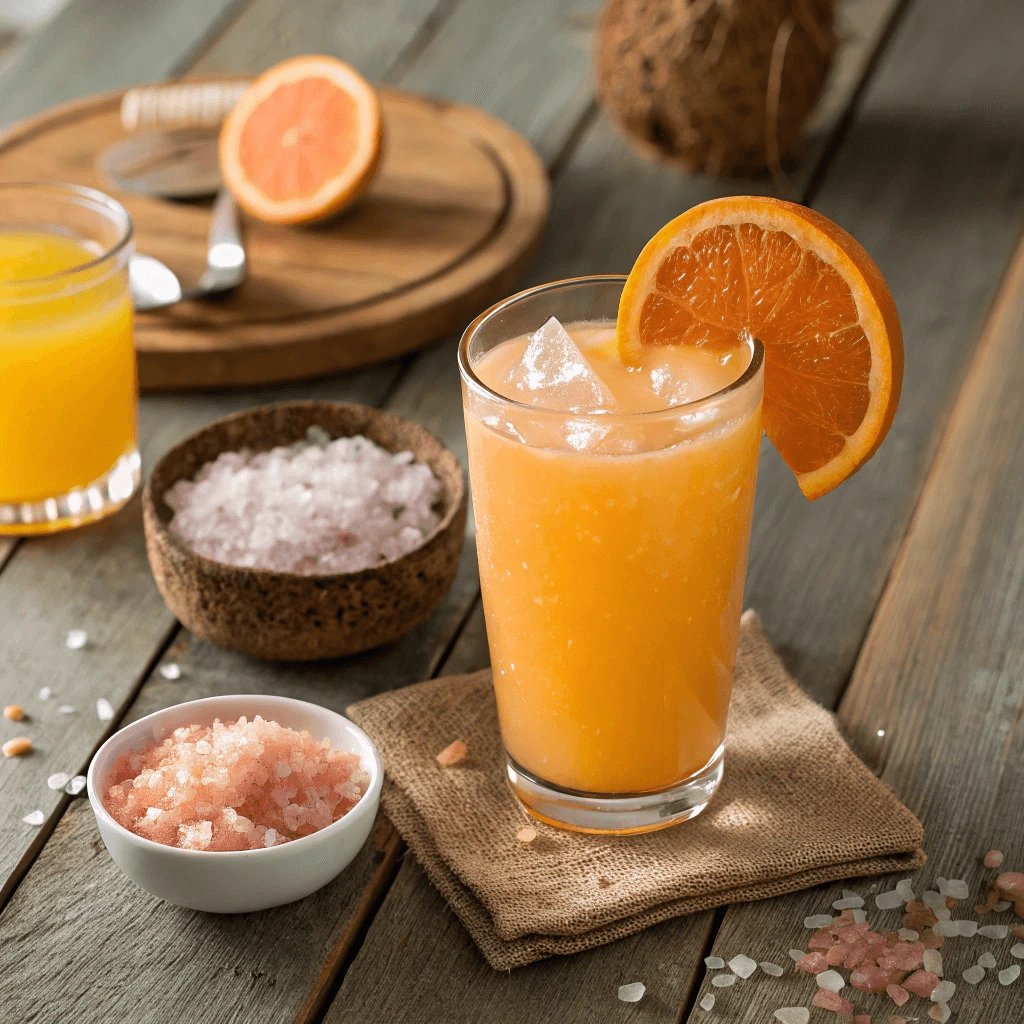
617,197,903,499
219,55,382,225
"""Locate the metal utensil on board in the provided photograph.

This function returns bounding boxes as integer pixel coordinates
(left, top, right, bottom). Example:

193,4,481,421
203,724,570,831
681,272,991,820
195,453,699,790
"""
99,130,247,311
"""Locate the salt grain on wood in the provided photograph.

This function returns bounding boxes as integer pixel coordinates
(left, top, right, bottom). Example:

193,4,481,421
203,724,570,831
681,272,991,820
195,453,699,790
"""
38,687,51,700
805,914,833,928
834,896,865,910
896,880,916,901
3,738,32,757
710,974,736,987
165,430,443,576
728,954,757,979
876,891,904,910
789,949,806,962
65,629,87,650
923,891,945,910
979,925,1009,939
931,979,955,1002
898,928,919,941
962,964,985,984
994,900,1012,912
760,962,784,977
984,850,1004,869
774,1010,810,1024
1011,942,1024,958
978,953,997,969
159,663,182,680
699,993,715,1011
3,704,24,721
928,1004,950,1023
816,970,845,992
47,772,71,790
96,698,115,721
852,909,867,923
923,949,942,976
57,705,76,714
944,879,969,900
617,983,645,1002
704,957,725,969
65,775,86,795
999,964,1021,985
21,810,44,825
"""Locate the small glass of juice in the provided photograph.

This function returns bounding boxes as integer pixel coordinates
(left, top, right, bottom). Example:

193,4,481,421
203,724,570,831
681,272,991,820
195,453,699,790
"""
459,276,764,833
0,183,139,534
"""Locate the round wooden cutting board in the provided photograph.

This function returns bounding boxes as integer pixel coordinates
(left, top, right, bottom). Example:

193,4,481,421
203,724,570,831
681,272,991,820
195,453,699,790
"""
0,85,550,390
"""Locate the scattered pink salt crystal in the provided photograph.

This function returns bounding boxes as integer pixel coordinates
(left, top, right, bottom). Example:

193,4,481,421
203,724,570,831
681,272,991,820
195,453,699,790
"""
436,740,467,766
902,970,940,998
984,849,1004,869
810,928,836,950
797,952,829,975
516,826,537,844
851,965,903,994
837,922,870,942
812,989,853,1015
886,984,909,1006
996,871,1024,915
102,715,368,851
854,1016,871,1024
927,1005,950,1023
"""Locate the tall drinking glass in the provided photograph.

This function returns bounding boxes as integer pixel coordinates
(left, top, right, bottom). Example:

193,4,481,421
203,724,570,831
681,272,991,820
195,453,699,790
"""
0,183,139,534
459,277,764,833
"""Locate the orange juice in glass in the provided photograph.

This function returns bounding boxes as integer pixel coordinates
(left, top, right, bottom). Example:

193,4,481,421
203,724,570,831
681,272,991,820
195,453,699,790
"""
459,277,763,833
0,183,139,534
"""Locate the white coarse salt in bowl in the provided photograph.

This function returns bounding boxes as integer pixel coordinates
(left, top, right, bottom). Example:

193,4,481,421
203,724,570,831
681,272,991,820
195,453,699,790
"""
87,694,382,914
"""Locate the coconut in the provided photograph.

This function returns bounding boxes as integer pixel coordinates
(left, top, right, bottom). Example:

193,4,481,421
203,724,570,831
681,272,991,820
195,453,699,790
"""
594,0,837,177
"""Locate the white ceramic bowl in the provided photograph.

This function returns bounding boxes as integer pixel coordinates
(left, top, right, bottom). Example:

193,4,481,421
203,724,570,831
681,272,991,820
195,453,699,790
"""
87,694,382,913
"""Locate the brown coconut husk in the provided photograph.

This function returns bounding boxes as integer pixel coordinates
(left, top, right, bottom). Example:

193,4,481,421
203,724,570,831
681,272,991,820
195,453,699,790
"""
595,0,838,180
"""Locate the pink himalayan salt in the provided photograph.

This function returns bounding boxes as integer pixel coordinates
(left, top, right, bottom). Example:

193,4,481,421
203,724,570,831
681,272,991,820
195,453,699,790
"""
886,984,910,1006
877,943,924,972
902,970,940,998
810,928,836,950
997,871,1024,917
798,952,829,975
854,1017,871,1024
850,965,904,994
103,716,368,851
436,739,467,766
812,990,853,1015
984,849,1004,869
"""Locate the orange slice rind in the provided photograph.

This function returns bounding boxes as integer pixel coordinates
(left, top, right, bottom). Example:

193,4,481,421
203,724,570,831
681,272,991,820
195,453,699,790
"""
617,196,903,500
219,55,382,225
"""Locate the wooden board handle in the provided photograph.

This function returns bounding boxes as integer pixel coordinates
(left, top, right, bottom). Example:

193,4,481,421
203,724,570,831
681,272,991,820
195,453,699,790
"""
120,81,252,133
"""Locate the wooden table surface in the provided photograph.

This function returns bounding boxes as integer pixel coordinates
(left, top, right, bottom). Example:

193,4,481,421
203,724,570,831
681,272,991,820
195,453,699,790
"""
2,0,1024,1021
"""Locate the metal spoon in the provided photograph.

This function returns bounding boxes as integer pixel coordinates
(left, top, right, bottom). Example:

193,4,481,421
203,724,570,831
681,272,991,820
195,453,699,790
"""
99,131,247,310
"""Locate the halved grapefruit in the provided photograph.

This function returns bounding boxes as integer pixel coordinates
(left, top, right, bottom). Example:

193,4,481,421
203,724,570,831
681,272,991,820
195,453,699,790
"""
617,197,903,500
219,55,382,225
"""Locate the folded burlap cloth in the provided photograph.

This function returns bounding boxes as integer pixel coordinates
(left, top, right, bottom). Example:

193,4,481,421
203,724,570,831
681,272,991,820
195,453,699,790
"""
346,610,925,970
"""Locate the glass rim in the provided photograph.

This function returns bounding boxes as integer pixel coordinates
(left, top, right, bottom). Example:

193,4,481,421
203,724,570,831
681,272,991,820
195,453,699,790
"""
457,274,765,421
0,181,134,289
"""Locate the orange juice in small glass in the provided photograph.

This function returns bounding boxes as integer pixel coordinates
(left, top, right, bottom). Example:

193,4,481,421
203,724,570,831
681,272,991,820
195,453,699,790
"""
459,277,763,833
0,183,139,534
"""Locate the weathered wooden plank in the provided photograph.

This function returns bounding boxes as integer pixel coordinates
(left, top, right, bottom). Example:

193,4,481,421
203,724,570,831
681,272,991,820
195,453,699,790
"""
326,0,1024,1019
687,185,1024,1024
0,538,16,574
191,0,443,79
0,0,245,127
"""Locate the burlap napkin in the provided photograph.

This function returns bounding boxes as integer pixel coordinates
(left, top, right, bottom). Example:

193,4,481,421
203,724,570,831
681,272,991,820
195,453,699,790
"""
347,610,925,970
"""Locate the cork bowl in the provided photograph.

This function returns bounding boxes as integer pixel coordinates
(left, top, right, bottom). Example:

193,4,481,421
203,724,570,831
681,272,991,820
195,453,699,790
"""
143,401,467,661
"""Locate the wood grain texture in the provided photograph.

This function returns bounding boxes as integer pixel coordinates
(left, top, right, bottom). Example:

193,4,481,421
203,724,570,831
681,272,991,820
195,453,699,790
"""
0,538,16,574
0,0,244,129
684,190,1024,1024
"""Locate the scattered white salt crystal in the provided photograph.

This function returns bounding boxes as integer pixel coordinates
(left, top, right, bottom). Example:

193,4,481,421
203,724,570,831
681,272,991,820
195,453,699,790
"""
65,775,86,795
38,687,51,701
876,890,904,910
944,879,969,900
789,949,806,963
999,964,1021,985
47,773,70,790
165,430,443,575
710,974,736,988
833,896,864,910
994,900,1012,912
816,970,845,992
899,928,920,941
923,890,945,910
56,705,76,714
65,629,87,650
896,879,916,901
159,663,182,680
22,810,43,826
931,979,954,1002
805,914,832,928
979,925,1009,939
699,993,715,1011
728,954,757,979
934,906,951,921
774,1009,809,1024
617,983,645,1002
96,698,114,721
852,908,867,924
842,888,859,899
1011,943,1024,959
760,962,784,977
936,876,948,891
978,952,997,969
932,920,951,936
955,920,978,937
923,950,943,976
704,957,725,969
195,740,212,755
962,964,985,984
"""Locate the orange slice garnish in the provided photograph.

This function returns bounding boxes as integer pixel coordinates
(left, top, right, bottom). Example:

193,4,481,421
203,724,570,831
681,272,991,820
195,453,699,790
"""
618,197,903,500
219,55,382,225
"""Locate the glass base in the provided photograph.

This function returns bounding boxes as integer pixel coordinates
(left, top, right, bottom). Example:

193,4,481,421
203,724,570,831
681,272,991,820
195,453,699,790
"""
507,744,724,835
0,449,141,535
